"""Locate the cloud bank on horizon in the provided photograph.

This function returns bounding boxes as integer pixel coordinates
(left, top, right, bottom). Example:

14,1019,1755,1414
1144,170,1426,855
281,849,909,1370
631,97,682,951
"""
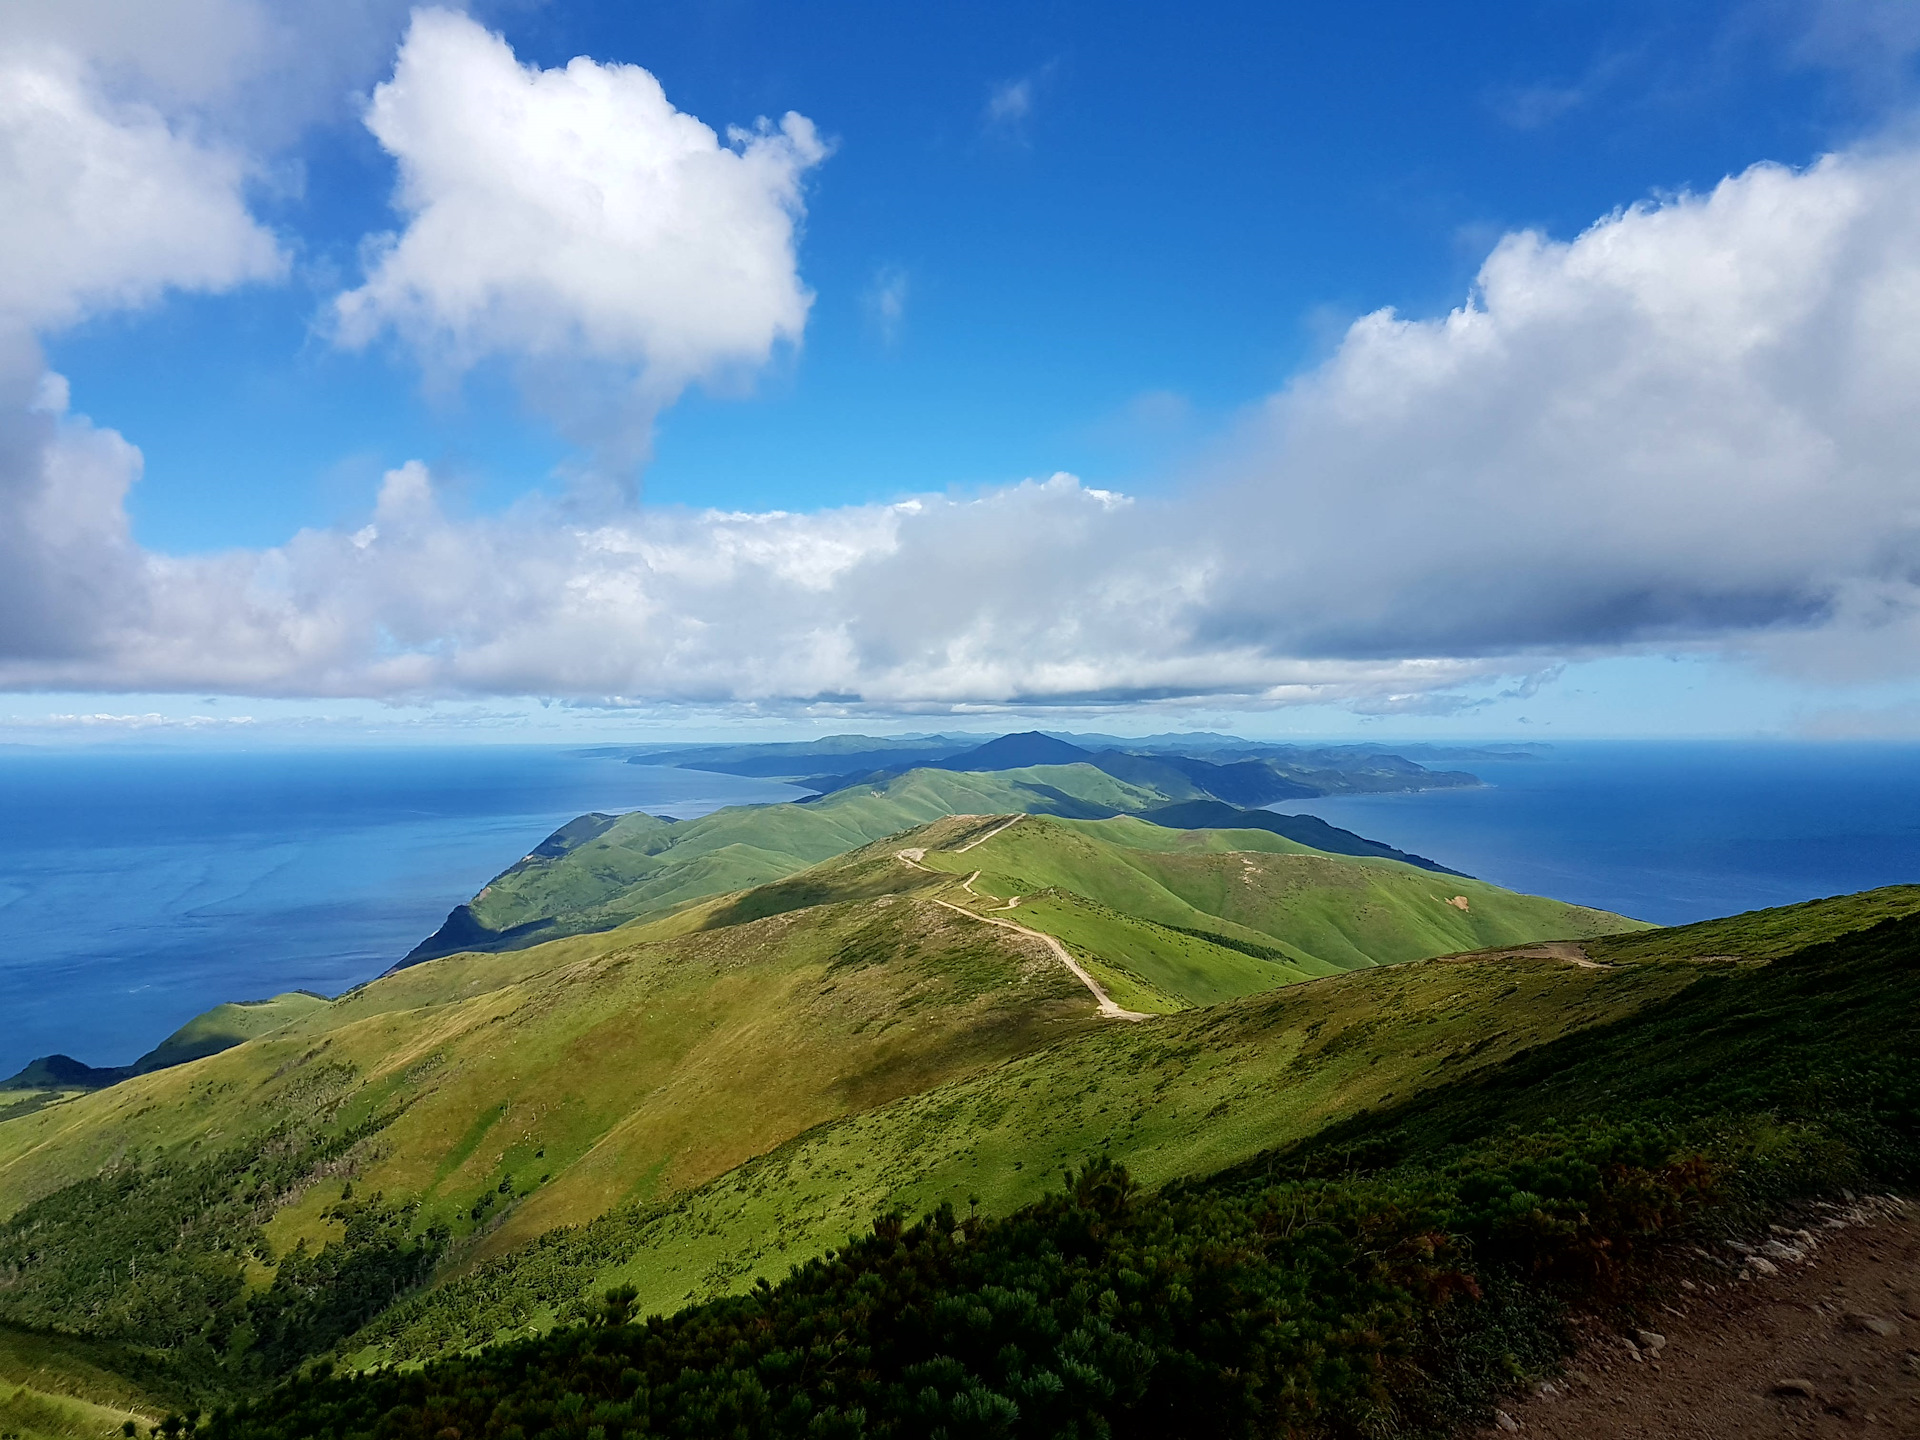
4,4,1920,715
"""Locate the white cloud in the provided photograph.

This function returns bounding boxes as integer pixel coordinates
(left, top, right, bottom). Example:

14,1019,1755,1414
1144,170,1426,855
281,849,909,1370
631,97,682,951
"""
335,9,827,461
985,77,1033,128
1200,144,1920,668
11,134,1920,714
862,265,910,348
983,67,1053,142
0,43,284,329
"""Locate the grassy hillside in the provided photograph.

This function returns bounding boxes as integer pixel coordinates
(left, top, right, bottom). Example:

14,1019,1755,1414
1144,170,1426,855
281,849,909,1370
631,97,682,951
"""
406,764,1471,966
1583,881,1920,962
133,992,332,1074
2,992,333,1099
206,906,1920,1440
911,814,1635,984
0,806,1645,1398
0,827,1093,1256
407,765,1179,962
354,943,1695,1359
0,1327,162,1440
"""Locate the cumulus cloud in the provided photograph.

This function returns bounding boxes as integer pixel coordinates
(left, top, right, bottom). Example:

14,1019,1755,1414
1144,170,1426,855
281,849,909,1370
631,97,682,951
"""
335,9,827,463
1200,143,1920,669
0,2,307,673
10,116,1920,711
0,42,284,329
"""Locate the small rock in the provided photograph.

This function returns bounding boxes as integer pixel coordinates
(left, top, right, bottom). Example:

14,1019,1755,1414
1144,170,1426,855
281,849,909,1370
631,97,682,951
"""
1494,1409,1520,1432
1636,1330,1667,1353
1772,1377,1817,1397
1680,1279,1697,1292
1842,1311,1898,1337
1746,1256,1780,1277
1761,1239,1806,1262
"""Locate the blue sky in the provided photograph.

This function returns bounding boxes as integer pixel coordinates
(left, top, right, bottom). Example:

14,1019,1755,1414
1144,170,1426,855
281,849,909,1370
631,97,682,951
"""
5,0,1920,742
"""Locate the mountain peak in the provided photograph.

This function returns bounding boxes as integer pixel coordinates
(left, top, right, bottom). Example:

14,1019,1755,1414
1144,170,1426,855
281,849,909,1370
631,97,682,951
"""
936,731,1093,771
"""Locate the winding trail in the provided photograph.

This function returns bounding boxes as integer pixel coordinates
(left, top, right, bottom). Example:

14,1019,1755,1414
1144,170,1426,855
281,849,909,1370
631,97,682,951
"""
897,839,1149,1022
955,814,1024,852
931,900,1151,1022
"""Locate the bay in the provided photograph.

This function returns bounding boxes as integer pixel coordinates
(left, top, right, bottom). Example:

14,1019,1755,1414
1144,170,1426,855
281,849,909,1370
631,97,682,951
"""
0,747,806,1077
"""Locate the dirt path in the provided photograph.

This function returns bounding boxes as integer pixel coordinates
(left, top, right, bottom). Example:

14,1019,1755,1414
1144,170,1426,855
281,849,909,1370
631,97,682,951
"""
955,814,1023,853
896,843,1148,1021
957,868,1020,910
930,899,1151,1022
1488,1197,1920,1437
1448,941,1608,969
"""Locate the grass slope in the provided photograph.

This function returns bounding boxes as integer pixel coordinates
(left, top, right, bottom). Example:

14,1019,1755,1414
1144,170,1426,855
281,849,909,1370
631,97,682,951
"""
355,945,1698,1360
908,814,1639,994
208,907,1920,1440
1583,881,1920,962
0,849,1093,1275
133,993,332,1074
410,765,1179,961
0,808,1636,1398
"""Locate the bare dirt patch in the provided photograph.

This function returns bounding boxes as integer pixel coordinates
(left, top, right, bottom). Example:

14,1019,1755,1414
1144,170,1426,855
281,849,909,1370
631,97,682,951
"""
1486,1198,1920,1437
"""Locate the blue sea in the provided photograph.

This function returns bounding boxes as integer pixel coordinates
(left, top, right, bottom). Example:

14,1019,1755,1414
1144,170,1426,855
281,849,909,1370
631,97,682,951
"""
4,740,1920,1080
0,747,807,1078
1271,741,1920,927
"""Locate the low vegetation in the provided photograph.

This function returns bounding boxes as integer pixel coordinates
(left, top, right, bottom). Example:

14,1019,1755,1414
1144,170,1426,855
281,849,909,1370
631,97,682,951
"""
11,796,1912,1435
202,906,1920,1438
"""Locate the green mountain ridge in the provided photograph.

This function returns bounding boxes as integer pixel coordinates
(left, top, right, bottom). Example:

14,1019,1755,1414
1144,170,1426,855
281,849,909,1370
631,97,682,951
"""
403,762,1465,968
0,805,1650,1411
7,776,1913,1439
209,894,1920,1440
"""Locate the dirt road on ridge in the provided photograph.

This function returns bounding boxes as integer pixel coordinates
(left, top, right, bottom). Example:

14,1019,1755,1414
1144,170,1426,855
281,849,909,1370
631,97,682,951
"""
897,833,1151,1022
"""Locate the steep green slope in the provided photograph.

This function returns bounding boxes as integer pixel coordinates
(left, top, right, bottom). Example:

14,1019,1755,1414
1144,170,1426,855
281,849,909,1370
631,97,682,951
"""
133,992,332,1073
0,824,1128,1396
355,942,1697,1359
0,1326,161,1440
0,804,1636,1404
212,907,1920,1440
1584,881,1920,962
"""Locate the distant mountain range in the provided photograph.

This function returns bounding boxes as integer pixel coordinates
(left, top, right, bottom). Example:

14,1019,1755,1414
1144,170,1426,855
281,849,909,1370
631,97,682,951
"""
616,728,1487,800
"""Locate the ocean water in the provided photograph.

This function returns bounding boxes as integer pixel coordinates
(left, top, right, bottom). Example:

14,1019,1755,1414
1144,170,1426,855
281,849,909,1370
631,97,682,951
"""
1271,741,1920,927
0,747,807,1077
7,740,1920,1081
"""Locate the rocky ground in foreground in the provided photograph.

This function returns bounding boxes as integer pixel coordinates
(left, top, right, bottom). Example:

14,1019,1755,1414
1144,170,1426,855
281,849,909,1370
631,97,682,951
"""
1493,1197,1919,1437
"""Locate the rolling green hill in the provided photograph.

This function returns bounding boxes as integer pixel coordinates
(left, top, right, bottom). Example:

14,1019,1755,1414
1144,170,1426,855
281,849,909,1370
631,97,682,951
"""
0,806,1644,1402
204,900,1920,1440
404,764,1469,966
403,765,1178,963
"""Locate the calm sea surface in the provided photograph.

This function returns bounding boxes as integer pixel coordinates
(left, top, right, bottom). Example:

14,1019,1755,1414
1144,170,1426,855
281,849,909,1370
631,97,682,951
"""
1271,741,1920,928
5,740,1920,1078
0,747,806,1077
